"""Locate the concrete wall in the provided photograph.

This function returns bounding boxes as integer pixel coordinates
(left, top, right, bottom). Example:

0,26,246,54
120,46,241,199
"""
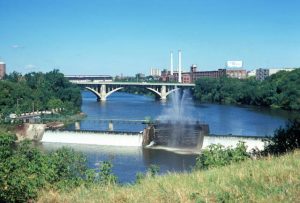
15,123,46,141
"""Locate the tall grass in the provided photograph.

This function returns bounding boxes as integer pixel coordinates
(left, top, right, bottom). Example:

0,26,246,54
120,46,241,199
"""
38,150,300,203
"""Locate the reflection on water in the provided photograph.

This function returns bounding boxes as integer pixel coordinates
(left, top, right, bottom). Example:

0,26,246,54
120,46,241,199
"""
39,142,196,183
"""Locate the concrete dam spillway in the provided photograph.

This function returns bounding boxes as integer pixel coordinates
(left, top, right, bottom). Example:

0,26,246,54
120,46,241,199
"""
41,127,265,152
42,131,143,147
42,120,209,149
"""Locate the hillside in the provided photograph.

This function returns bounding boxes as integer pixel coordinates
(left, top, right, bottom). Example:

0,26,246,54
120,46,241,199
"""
38,151,300,203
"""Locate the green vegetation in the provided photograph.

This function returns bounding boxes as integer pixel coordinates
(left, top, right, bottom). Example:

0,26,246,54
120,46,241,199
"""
193,69,300,110
38,151,300,203
1,119,299,202
0,69,81,120
263,118,300,155
195,142,250,170
0,133,117,202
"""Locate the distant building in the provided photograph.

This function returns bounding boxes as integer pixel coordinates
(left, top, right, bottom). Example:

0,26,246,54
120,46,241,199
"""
269,68,295,75
256,68,269,81
182,72,192,83
135,73,145,80
0,61,6,80
191,68,226,81
170,65,226,83
160,69,170,82
256,68,295,81
150,68,161,76
247,70,256,77
65,75,113,82
226,69,247,79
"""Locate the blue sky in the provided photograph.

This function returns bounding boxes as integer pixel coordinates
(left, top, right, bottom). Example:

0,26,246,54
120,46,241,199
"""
0,0,300,76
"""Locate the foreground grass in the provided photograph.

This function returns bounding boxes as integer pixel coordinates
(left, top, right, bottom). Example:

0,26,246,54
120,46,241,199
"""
39,151,300,203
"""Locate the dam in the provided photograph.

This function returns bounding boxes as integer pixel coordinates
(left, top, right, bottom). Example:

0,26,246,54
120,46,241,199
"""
41,129,265,152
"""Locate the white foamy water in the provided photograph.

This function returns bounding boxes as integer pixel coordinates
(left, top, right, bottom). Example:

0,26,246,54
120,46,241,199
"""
41,131,143,147
203,136,265,151
150,136,265,154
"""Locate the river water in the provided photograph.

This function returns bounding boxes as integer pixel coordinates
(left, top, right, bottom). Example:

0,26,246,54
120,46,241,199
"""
40,91,296,183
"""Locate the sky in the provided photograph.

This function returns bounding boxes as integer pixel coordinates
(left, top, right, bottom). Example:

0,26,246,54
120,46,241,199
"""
0,0,300,76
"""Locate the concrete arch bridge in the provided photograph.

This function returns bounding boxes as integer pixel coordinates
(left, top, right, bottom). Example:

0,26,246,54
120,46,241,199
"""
71,81,195,101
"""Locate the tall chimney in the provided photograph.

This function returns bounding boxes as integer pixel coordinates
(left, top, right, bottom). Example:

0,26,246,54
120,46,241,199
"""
170,51,174,75
178,50,182,83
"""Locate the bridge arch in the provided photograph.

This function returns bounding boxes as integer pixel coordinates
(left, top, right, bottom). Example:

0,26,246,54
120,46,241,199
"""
85,87,101,100
106,87,124,98
165,88,180,97
146,86,180,100
146,87,161,98
85,86,124,101
72,81,195,102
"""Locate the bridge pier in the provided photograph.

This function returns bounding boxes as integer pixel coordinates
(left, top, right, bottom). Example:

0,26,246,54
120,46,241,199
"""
75,122,80,130
160,85,167,101
108,120,114,131
100,84,107,101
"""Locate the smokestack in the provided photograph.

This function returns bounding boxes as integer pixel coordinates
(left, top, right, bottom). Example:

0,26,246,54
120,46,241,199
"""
170,51,173,75
178,50,182,83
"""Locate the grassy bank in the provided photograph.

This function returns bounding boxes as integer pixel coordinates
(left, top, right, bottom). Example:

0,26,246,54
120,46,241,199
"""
38,151,300,203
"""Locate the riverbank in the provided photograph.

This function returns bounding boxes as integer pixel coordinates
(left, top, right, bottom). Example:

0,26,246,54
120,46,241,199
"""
38,150,300,203
0,112,86,141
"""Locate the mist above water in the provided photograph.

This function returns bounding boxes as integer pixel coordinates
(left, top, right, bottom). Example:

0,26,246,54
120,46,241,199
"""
156,89,200,147
157,89,196,123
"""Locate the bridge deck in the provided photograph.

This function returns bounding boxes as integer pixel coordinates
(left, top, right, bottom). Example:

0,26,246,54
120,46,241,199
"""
71,81,195,87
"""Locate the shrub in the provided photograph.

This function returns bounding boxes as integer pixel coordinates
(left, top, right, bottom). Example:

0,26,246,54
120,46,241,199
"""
147,164,160,177
195,142,250,170
263,118,300,155
0,138,54,202
135,172,146,184
98,161,117,185
0,134,91,202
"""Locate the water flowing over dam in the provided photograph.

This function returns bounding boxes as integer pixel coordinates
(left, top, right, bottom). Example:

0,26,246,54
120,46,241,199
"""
42,130,143,147
41,130,265,151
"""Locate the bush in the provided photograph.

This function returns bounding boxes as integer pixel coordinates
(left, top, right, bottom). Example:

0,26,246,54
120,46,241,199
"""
263,118,300,155
98,161,117,185
195,142,250,170
0,139,54,202
0,134,92,202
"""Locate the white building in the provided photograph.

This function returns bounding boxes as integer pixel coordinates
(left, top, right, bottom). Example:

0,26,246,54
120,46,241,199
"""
269,68,295,75
247,70,256,77
150,68,161,76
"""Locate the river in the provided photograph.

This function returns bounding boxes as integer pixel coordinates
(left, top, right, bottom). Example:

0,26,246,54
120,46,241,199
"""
40,90,296,183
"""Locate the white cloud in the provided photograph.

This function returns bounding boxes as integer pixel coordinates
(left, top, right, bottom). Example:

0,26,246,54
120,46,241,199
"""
11,44,24,49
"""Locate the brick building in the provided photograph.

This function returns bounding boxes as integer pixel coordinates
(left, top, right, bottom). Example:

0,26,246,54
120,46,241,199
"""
0,62,6,79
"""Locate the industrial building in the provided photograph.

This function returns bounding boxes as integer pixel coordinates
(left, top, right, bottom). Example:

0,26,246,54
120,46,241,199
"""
170,65,226,83
0,61,6,80
226,69,247,79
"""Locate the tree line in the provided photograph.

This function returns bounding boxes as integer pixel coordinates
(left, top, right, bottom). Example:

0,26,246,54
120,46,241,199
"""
0,69,82,118
193,69,300,110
